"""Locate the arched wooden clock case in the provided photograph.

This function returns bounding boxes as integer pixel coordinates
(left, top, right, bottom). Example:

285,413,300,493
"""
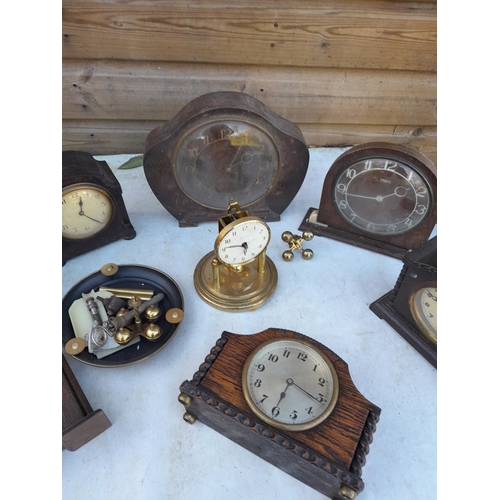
143,91,309,227
299,143,437,259
62,151,136,265
178,328,381,499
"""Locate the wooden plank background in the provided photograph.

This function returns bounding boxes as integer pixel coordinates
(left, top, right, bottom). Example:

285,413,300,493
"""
62,0,437,165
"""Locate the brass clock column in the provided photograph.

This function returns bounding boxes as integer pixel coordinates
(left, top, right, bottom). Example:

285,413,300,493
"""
193,202,278,311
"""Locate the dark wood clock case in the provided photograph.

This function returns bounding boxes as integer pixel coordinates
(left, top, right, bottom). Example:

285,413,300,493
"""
370,236,437,367
143,92,309,227
62,151,136,265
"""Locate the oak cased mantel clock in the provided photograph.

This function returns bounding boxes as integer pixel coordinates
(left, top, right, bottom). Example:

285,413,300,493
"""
143,91,309,227
178,328,381,499
62,151,136,265
299,143,437,259
370,236,437,367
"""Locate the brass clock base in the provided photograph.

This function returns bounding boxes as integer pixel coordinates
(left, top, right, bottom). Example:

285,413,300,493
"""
193,252,278,312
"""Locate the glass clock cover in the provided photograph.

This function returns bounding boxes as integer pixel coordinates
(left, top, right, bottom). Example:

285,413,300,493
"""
242,338,339,431
62,185,113,239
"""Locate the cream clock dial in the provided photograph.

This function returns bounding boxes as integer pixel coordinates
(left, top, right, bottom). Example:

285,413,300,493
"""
215,217,270,265
242,338,339,431
62,185,113,240
409,285,437,345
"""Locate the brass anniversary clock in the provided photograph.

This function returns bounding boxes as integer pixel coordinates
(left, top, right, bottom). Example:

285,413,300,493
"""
179,328,381,499
299,143,437,259
193,202,277,311
370,236,437,367
62,151,136,265
143,91,309,226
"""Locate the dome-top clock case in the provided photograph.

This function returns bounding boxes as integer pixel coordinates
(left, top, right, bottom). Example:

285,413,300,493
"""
143,91,309,227
299,142,437,259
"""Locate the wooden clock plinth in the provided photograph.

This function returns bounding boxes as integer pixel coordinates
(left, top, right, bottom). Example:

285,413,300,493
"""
62,355,111,451
178,328,381,499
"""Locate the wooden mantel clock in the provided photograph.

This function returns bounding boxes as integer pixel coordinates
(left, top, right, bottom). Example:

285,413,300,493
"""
143,91,309,227
299,143,437,259
178,328,381,499
62,151,136,265
370,236,437,367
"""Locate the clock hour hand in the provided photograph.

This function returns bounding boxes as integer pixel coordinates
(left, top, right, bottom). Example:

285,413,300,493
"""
291,381,325,406
225,242,249,255
273,379,293,408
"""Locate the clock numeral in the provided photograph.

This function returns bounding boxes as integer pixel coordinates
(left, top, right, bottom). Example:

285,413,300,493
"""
289,410,298,420
363,160,373,170
188,147,199,158
346,168,357,179
404,219,414,227
318,377,326,387
338,200,348,210
256,364,265,372
336,183,347,194
272,407,280,417
415,187,427,198
282,349,290,358
185,165,195,174
297,352,307,362
383,160,398,171
313,364,319,372
316,393,326,403
367,223,376,231
268,354,279,363
259,394,268,404
415,204,427,215
387,224,397,233
254,379,262,387
262,160,270,170
220,128,233,140
305,406,313,415
62,199,67,205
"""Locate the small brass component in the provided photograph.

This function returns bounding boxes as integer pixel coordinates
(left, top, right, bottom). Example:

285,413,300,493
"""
166,308,184,324
114,327,133,344
178,394,192,406
100,263,119,276
281,230,314,261
339,486,357,499
99,287,154,301
302,248,314,260
65,337,86,355
144,304,162,322
183,412,197,425
143,322,162,341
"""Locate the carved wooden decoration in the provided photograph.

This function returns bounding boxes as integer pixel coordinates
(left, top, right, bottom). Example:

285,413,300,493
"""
178,328,380,499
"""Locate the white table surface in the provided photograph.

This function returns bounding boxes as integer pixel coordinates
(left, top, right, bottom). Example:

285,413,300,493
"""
62,148,437,500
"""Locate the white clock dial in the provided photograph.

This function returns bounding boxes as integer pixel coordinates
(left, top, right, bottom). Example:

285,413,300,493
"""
242,338,339,431
62,185,113,240
216,217,270,265
409,284,437,344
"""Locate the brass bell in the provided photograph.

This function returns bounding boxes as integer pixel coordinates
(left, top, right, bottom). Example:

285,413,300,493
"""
114,327,132,344
144,304,162,322
143,322,162,341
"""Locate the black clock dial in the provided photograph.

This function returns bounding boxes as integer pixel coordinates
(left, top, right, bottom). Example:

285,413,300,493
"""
173,119,279,209
333,157,431,235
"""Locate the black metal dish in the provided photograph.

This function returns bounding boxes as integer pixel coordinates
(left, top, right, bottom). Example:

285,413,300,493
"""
62,264,184,367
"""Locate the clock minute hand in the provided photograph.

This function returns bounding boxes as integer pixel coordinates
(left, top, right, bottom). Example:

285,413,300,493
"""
82,214,103,224
291,381,325,406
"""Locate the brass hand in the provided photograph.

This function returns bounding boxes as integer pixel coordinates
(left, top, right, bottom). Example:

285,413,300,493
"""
291,381,325,406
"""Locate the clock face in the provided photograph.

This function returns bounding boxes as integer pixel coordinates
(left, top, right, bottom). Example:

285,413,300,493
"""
173,118,280,210
242,338,339,431
215,216,270,265
62,185,113,240
333,157,432,235
409,284,437,345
